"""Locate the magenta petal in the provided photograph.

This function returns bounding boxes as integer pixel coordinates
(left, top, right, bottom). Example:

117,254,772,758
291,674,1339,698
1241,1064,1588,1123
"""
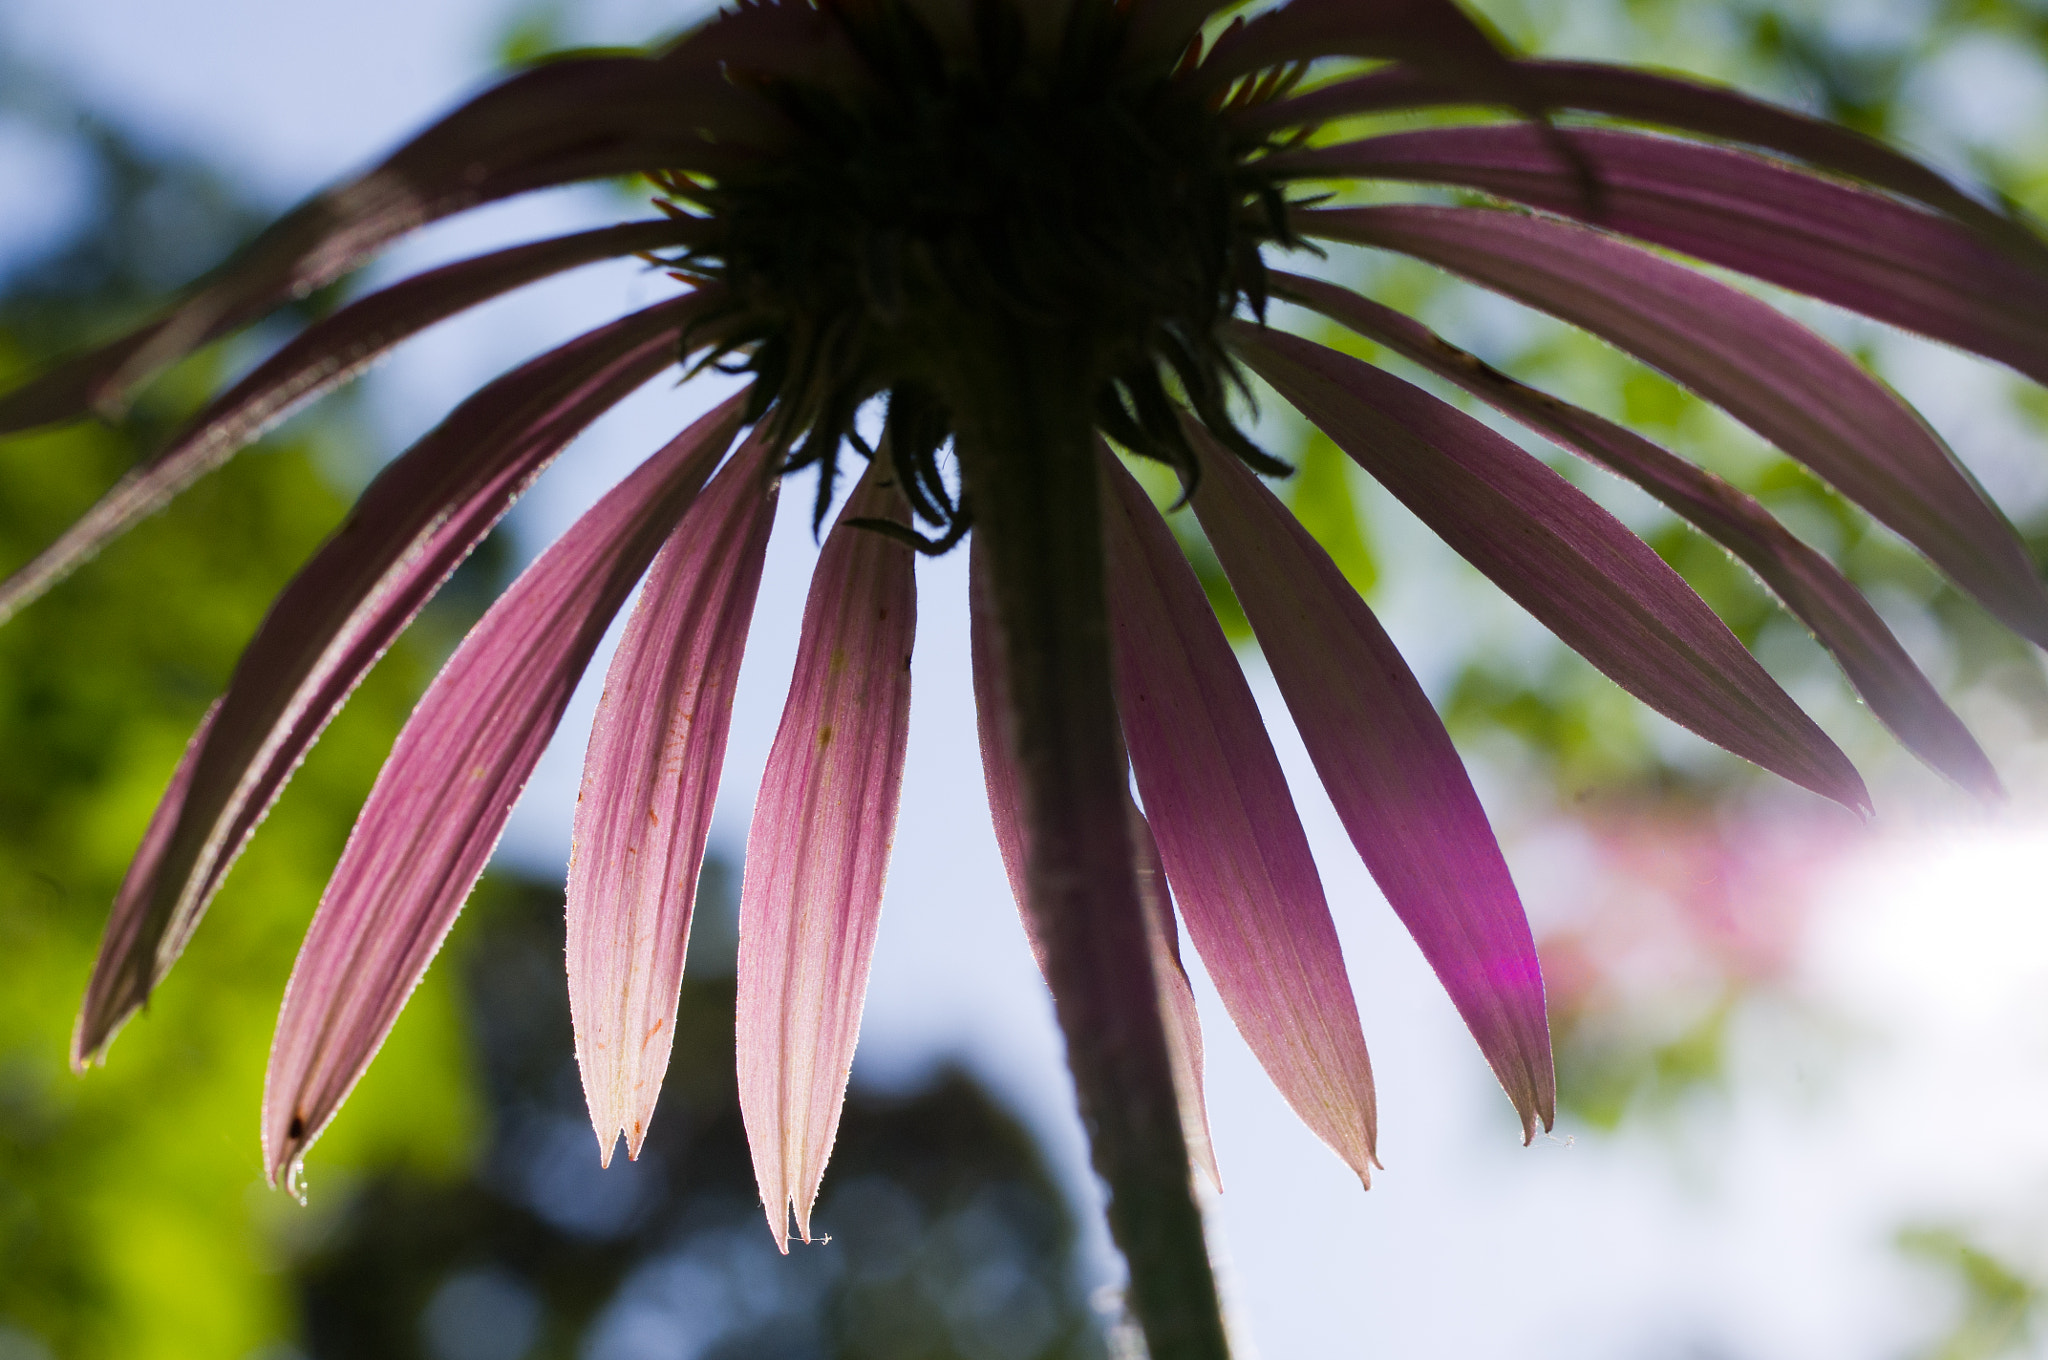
1307,205,2048,652
1234,60,2045,269
736,461,918,1250
72,297,718,1066
261,402,744,1190
1278,126,2048,389
1099,449,1378,1182
1276,271,2000,798
0,221,699,625
1234,322,1870,813
1185,427,1553,1137
0,57,769,432
569,431,780,1166
968,542,1219,1188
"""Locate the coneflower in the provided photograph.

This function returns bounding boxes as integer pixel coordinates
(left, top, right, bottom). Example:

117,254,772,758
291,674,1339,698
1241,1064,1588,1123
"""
6,0,2046,1354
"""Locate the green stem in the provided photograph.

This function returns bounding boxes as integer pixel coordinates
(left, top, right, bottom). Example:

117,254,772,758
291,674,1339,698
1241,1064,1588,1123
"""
943,325,1229,1360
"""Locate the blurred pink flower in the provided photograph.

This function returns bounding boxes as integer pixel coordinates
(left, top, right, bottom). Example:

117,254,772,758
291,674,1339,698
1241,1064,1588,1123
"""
6,0,2046,1351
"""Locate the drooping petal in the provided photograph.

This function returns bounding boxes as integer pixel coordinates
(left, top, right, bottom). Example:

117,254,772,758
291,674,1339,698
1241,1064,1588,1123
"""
1306,205,2048,651
1196,0,1521,108
70,702,217,1070
1275,270,1999,797
74,297,722,1065
1098,448,1378,1182
569,431,780,1167
1233,321,1871,813
1186,425,1555,1135
0,221,701,626
262,399,743,1191
969,542,1218,1187
736,460,917,1250
1277,126,2048,388
1232,59,2046,268
0,56,774,433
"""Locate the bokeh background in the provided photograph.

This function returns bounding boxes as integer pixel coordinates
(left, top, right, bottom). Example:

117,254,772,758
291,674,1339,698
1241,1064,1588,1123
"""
5,1,2048,1356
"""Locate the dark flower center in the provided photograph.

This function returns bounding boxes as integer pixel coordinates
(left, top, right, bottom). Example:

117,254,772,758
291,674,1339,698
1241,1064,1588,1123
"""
670,0,1292,540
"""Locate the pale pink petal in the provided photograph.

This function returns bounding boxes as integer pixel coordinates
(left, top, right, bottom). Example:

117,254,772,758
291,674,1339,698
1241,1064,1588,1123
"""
1099,449,1378,1182
1275,270,1999,798
569,430,780,1166
1233,321,1871,813
73,297,717,1065
0,220,699,626
968,543,1218,1187
736,461,917,1250
1185,426,1553,1137
1306,205,2048,651
262,404,744,1191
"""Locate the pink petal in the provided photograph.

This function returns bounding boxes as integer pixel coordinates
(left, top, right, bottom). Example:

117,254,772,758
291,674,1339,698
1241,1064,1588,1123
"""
1184,424,1553,1137
568,429,780,1166
1234,59,2045,269
0,221,699,626
1099,449,1379,1182
1233,321,1871,813
0,55,772,432
736,460,917,1250
1275,270,1999,798
968,542,1219,1188
1278,125,2048,388
1306,205,2048,653
262,400,744,1190
73,297,718,1066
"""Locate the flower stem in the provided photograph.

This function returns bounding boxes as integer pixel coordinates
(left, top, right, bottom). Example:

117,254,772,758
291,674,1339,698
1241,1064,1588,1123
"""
945,327,1230,1360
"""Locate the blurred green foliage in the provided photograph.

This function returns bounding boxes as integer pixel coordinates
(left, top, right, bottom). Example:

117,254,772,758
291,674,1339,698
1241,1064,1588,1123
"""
1900,1226,2042,1360
0,304,477,1358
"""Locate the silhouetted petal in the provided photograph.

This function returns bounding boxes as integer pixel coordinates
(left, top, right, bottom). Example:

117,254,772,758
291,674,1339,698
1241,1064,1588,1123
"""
0,56,774,432
262,396,744,1191
69,702,217,1070
73,298,722,1065
1198,0,1520,106
1307,205,2048,651
1100,449,1379,1182
569,430,780,1167
0,221,701,625
1275,271,2000,798
969,542,1218,1187
1235,321,1871,813
1183,421,1553,1138
737,461,917,1251
1278,126,2048,387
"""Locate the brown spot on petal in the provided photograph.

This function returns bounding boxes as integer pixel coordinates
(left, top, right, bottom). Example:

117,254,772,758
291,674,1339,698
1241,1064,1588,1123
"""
817,724,834,750
287,1113,307,1140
